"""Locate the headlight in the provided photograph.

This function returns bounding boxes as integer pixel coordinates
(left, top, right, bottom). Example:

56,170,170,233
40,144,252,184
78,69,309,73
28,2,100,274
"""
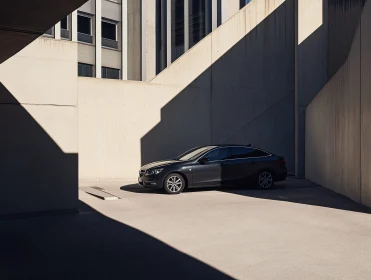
145,168,163,175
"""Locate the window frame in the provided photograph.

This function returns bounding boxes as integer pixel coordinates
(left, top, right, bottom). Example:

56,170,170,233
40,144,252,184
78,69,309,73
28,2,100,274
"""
77,12,92,35
78,63,94,77
101,18,118,41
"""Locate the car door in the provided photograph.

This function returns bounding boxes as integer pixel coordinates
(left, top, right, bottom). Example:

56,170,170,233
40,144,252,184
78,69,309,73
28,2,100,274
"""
222,147,258,185
191,148,229,187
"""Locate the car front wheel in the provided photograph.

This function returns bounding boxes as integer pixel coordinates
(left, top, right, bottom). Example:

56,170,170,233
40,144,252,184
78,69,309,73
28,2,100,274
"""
164,173,186,194
257,171,274,189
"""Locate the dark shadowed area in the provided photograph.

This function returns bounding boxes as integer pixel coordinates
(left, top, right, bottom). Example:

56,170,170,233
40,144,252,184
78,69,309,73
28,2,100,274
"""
0,201,233,280
0,83,78,217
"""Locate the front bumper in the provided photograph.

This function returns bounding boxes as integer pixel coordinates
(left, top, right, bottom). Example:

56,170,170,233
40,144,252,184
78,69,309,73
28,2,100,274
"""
138,175,163,188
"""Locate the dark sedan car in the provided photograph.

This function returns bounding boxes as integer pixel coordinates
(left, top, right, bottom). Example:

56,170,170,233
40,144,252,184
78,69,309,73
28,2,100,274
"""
138,144,287,194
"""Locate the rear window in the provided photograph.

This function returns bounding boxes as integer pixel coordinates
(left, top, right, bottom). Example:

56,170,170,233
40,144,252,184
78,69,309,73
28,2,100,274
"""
228,147,269,159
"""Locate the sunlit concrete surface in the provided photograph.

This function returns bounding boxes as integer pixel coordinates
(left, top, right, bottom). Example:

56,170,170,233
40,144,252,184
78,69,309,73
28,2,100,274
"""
2,179,369,279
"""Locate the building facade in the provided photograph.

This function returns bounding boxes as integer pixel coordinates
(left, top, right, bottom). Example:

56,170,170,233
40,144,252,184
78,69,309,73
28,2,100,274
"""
43,0,251,82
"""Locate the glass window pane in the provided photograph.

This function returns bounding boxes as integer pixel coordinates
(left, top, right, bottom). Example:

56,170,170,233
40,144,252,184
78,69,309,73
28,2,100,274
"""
78,63,93,77
204,148,229,161
228,147,254,159
102,21,116,40
78,15,91,35
102,67,120,80
61,16,68,30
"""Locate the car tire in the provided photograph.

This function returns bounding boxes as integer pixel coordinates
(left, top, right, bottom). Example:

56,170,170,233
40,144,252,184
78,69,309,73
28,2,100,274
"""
257,170,274,190
164,173,186,194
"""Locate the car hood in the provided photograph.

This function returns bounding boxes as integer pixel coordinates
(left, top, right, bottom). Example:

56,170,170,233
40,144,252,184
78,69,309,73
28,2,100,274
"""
141,160,182,170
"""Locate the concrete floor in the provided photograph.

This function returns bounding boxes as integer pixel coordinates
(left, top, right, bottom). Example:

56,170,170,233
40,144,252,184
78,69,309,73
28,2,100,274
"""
1,178,371,280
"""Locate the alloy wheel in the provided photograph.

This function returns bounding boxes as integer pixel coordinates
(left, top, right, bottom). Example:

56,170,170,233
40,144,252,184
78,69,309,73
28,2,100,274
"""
166,175,183,193
258,172,273,189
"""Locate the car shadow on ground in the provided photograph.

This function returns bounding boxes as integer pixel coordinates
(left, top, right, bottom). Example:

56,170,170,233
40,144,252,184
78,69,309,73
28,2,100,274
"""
120,179,371,214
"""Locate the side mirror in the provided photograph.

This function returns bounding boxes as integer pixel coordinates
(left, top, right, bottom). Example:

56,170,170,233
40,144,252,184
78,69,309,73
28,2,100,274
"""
199,157,209,164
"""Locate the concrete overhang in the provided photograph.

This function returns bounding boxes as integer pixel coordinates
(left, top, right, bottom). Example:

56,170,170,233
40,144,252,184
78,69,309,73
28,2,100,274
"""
0,0,88,64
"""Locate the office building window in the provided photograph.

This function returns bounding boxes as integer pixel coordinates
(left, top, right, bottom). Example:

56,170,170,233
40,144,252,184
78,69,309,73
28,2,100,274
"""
78,14,91,35
61,15,70,39
78,13,93,43
171,0,185,62
61,16,68,30
102,20,117,40
102,67,120,79
102,19,118,49
217,0,221,26
240,0,252,8
156,0,167,74
189,0,206,48
78,63,94,77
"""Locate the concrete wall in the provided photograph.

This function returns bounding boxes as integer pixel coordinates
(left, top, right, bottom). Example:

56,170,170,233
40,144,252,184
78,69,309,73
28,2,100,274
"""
0,38,78,216
306,0,371,207
79,0,296,180
78,79,180,180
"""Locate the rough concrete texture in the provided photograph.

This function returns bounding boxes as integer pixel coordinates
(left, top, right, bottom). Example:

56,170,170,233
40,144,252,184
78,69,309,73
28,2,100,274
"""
306,0,371,208
2,179,370,279
0,38,78,216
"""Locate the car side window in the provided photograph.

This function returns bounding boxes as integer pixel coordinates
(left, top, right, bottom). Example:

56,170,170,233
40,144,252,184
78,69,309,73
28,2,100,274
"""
227,147,268,159
204,148,229,161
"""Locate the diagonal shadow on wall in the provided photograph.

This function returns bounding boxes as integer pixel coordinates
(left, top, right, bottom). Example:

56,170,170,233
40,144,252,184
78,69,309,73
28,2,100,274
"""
141,1,296,172
0,84,233,279
0,83,78,217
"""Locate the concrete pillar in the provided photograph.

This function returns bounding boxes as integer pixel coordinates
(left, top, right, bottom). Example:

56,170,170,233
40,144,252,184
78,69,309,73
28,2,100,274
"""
72,10,78,42
184,0,189,51
142,0,157,81
127,0,141,80
55,22,61,40
212,0,217,30
95,0,102,78
167,0,172,66
122,0,128,80
222,0,239,23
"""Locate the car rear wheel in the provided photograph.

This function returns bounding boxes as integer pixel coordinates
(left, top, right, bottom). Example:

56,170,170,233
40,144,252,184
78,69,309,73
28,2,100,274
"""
164,173,186,194
257,171,274,189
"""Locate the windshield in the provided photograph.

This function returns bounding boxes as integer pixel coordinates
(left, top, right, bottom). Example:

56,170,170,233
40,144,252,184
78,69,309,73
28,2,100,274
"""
178,146,217,161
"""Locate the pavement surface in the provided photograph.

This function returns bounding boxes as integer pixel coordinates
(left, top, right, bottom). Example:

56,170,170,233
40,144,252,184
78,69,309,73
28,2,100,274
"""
1,178,371,280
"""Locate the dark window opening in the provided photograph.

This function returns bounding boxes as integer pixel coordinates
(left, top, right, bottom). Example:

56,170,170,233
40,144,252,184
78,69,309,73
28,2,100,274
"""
102,21,117,40
156,0,167,74
189,0,206,48
217,0,222,26
78,63,93,77
102,67,120,79
240,0,252,8
171,0,185,62
61,16,68,30
78,15,91,35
